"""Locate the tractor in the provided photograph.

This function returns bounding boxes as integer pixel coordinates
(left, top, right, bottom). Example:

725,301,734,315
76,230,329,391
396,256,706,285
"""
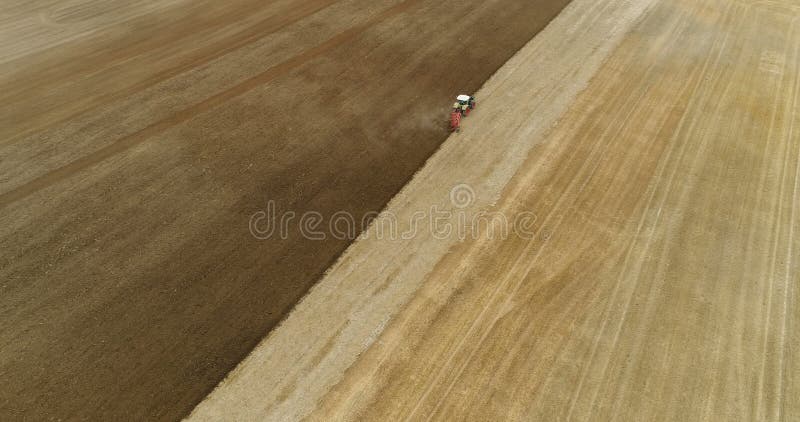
449,94,476,132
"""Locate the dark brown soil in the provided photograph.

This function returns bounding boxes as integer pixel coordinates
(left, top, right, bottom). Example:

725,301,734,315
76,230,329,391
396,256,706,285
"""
0,0,570,419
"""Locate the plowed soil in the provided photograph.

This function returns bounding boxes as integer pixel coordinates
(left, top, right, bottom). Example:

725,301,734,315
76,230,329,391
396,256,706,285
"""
0,0,570,420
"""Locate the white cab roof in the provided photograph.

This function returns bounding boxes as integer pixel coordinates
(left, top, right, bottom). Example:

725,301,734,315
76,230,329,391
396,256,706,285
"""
457,94,471,101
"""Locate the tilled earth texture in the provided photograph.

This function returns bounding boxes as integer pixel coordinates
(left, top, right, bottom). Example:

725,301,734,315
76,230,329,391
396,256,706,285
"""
0,0,570,420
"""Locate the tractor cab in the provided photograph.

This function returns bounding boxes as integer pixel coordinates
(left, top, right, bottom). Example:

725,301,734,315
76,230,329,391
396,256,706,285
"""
453,94,475,114
456,94,475,108
453,94,476,115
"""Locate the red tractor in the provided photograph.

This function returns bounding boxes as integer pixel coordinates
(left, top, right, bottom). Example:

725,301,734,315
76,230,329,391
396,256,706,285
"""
450,94,476,132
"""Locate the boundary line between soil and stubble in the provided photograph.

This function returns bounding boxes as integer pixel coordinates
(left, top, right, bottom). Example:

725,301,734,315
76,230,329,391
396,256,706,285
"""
186,0,658,420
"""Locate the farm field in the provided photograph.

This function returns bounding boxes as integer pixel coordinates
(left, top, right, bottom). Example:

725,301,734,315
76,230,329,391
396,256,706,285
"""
0,0,570,420
3,0,800,420
193,0,800,420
